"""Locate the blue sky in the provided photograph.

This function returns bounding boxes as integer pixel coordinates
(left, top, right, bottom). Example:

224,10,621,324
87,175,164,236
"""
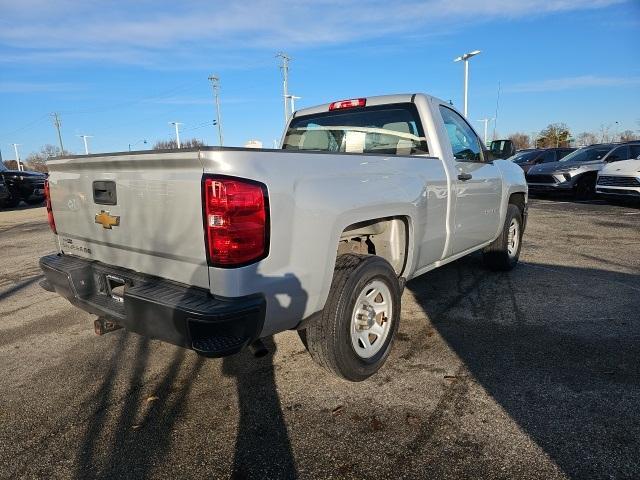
1,0,639,158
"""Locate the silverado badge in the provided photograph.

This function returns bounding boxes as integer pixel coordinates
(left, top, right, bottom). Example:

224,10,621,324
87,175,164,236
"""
95,210,120,229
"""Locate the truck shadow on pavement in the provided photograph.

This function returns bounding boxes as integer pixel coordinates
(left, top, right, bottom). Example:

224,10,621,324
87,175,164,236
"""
75,333,206,479
406,253,640,479
222,337,297,480
74,268,304,480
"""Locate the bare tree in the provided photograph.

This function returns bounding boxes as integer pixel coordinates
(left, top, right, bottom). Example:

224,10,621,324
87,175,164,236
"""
508,132,530,151
537,123,571,148
153,138,206,150
3,160,19,170
576,132,599,147
619,130,638,142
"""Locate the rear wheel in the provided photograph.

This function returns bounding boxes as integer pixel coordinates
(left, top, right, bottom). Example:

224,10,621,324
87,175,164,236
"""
482,204,523,271
299,254,401,381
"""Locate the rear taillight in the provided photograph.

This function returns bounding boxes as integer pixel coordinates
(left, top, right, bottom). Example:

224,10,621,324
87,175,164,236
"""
203,176,269,267
329,98,366,110
44,179,56,234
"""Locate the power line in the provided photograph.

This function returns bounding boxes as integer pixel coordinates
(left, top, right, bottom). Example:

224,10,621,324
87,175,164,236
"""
0,114,50,140
60,82,202,116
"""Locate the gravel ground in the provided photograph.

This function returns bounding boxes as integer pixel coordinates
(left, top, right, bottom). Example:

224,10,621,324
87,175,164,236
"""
0,198,639,480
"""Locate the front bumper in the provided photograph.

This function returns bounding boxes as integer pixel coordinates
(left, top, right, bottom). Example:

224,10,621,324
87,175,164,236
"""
39,254,265,357
596,187,640,199
527,182,574,192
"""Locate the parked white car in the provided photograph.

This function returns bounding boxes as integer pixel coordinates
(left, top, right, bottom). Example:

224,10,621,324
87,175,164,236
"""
40,93,527,381
596,145,640,202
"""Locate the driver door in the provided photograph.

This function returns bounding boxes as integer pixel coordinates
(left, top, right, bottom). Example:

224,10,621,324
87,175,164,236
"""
439,105,502,255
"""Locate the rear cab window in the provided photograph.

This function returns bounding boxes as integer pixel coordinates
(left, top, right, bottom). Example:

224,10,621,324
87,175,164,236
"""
282,103,429,156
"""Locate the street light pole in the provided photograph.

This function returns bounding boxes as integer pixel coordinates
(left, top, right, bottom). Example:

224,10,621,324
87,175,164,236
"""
476,118,494,146
169,122,183,148
128,139,147,152
78,135,92,154
11,143,22,171
285,94,301,114
454,50,481,118
208,75,224,146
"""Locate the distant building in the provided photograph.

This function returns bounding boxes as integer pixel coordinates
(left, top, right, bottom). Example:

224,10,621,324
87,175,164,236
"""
244,140,263,149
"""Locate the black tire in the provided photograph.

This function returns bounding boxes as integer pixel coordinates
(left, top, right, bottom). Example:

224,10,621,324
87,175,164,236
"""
575,176,596,200
26,198,44,206
482,204,523,271
4,194,20,208
299,254,401,382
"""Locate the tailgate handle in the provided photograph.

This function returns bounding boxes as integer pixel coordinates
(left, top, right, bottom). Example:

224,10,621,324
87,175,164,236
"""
93,180,117,205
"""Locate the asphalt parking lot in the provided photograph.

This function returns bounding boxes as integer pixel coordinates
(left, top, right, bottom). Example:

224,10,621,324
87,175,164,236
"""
1,198,639,480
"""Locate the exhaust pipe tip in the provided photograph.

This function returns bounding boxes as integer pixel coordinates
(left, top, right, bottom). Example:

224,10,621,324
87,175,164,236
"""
249,338,269,358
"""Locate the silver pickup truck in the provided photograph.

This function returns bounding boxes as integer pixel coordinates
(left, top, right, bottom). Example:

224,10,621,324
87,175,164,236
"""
40,93,527,381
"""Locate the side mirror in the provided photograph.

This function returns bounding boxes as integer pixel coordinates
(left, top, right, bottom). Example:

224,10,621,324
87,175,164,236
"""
489,140,516,160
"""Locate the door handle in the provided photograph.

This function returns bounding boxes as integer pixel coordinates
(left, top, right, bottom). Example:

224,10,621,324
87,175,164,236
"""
458,172,473,181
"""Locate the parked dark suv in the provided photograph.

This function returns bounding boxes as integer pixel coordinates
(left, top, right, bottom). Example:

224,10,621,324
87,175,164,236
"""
0,162,47,207
509,147,576,173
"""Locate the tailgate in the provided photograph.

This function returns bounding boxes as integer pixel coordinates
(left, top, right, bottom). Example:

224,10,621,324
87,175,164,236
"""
46,151,209,288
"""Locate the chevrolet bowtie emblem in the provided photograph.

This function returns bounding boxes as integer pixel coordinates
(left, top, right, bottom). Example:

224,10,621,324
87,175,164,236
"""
95,210,120,229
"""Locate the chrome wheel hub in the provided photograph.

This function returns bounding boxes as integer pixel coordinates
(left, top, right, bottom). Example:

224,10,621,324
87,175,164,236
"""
350,280,393,359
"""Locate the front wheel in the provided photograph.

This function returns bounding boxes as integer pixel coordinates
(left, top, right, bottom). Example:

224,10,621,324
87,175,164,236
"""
575,177,596,200
482,204,523,271
299,254,401,381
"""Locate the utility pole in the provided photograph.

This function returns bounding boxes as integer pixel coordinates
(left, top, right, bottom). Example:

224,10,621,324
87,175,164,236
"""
11,143,22,171
78,135,92,155
208,75,224,146
453,50,481,118
50,112,64,152
493,81,501,140
476,118,494,146
169,122,183,148
276,52,291,124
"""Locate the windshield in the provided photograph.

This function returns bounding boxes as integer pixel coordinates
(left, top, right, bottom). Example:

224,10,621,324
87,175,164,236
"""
282,103,429,156
509,151,540,164
560,145,613,163
0,162,7,172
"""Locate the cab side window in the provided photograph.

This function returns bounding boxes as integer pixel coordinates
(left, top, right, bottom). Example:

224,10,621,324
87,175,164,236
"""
607,146,630,162
630,145,640,160
541,150,556,163
439,105,483,162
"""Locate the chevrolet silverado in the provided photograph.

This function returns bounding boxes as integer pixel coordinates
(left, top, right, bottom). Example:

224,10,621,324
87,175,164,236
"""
40,93,528,381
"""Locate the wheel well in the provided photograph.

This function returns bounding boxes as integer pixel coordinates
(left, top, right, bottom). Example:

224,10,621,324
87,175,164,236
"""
337,217,408,276
509,192,526,216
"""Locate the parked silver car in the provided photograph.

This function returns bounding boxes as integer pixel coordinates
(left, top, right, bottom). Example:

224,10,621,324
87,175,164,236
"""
525,143,636,199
